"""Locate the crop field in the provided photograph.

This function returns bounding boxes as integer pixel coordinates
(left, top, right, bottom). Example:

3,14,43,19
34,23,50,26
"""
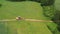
0,0,60,34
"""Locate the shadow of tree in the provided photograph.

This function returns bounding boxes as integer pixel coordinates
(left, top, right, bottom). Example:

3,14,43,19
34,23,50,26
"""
0,4,2,8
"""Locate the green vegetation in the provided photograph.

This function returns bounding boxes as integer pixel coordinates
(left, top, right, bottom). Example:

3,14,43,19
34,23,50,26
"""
0,0,60,34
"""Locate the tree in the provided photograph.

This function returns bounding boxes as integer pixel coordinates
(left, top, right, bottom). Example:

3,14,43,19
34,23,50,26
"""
52,10,60,31
40,0,55,6
41,0,55,18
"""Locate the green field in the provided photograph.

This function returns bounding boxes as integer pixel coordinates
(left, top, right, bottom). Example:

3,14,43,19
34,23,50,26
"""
0,0,59,34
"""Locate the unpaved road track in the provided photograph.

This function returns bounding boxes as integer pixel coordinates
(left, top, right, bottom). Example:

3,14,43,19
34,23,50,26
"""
0,19,16,21
24,19,53,22
0,18,53,22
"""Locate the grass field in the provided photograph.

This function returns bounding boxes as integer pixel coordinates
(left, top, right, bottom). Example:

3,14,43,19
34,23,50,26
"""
0,0,59,34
